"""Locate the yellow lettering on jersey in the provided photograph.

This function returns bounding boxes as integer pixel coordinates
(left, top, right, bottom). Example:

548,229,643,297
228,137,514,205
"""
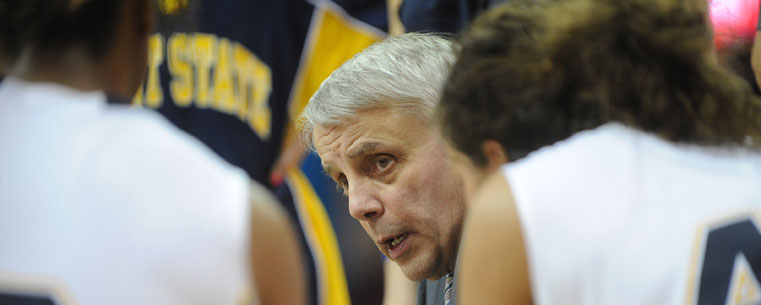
249,55,272,140
233,43,253,121
213,38,235,114
158,0,189,15
131,81,144,107
726,253,761,305
232,43,272,140
193,34,217,108
149,32,273,140
167,33,193,107
145,34,165,108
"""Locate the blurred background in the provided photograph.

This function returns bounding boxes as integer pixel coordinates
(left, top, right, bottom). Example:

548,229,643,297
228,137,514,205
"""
10,0,750,304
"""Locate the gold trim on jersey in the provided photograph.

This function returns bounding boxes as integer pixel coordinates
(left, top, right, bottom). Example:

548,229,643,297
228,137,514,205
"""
286,167,351,305
286,4,385,125
684,209,761,305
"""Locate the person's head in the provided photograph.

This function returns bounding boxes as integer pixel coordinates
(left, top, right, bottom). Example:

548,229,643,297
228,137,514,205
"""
0,0,152,99
300,33,465,281
440,0,545,202
439,0,761,168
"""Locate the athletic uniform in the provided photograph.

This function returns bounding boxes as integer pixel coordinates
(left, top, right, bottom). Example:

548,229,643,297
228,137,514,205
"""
503,123,761,305
135,0,385,185
0,77,255,305
134,1,387,304
134,0,313,184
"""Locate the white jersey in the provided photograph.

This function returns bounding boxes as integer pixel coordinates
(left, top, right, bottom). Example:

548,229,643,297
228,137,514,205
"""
503,123,761,305
0,77,256,305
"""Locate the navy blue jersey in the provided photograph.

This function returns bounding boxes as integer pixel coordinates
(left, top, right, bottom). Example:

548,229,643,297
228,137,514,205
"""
133,1,388,305
134,0,313,185
399,0,493,34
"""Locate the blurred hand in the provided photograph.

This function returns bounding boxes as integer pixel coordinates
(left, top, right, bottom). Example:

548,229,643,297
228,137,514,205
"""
270,125,307,187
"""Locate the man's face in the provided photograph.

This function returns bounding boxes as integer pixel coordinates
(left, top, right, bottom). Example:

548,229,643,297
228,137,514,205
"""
313,108,466,281
446,145,483,204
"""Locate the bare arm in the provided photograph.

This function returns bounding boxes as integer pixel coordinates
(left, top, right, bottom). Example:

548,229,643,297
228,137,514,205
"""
249,184,307,305
382,260,418,305
457,172,533,305
386,0,406,37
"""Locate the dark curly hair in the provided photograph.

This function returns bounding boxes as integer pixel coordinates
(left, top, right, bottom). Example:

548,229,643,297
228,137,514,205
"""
438,0,761,166
0,0,120,64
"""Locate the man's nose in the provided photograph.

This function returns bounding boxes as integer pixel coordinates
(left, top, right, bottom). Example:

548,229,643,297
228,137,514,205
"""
347,181,384,221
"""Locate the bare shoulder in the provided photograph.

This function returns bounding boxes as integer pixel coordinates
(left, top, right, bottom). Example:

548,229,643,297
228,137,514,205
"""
249,182,289,227
472,170,513,216
463,172,516,241
458,171,532,305
248,182,307,305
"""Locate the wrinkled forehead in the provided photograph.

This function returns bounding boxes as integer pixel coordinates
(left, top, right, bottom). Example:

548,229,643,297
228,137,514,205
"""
312,106,430,140
311,108,439,158
311,121,375,175
311,123,348,154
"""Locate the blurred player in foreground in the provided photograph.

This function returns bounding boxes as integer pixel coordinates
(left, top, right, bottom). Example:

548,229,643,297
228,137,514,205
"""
437,0,761,304
0,0,305,304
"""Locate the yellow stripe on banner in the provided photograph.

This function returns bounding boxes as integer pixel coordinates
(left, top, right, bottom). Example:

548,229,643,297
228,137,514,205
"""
287,5,385,123
286,168,351,305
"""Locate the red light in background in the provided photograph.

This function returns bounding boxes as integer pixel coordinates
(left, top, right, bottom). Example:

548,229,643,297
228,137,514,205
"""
710,0,760,50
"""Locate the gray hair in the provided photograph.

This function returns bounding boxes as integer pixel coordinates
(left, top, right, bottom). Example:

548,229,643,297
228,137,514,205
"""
299,32,459,149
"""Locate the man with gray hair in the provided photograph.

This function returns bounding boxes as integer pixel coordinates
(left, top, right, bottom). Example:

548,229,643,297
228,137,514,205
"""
300,33,465,305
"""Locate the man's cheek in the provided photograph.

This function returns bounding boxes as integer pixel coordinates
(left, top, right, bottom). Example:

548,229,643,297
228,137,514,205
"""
360,222,375,239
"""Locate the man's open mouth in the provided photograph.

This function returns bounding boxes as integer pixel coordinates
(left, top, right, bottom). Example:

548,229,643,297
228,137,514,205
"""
388,233,408,248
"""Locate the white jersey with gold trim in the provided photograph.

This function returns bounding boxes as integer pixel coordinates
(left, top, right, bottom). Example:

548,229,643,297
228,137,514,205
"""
503,123,761,305
0,77,256,305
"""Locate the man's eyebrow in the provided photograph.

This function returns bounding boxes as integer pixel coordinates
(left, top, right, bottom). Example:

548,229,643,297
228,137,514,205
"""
348,143,380,158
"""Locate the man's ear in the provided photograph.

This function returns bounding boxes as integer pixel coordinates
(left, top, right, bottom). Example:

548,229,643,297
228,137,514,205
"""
481,139,508,171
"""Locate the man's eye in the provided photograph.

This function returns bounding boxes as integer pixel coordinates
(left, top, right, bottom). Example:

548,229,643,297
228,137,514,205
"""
376,157,391,169
372,155,396,174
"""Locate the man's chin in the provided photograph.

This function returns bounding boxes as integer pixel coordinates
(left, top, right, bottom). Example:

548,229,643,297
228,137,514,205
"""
400,269,428,282
396,261,436,282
